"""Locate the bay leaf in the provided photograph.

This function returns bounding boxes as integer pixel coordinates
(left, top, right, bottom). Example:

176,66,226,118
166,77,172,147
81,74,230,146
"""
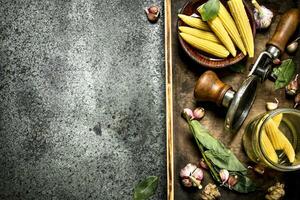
133,176,158,200
272,59,296,90
190,120,229,154
232,172,257,193
197,0,220,21
204,150,247,172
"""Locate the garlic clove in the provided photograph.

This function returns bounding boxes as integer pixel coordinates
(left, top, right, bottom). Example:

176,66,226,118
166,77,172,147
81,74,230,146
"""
219,169,229,184
145,5,160,23
273,58,281,65
192,167,204,181
227,175,238,189
180,163,197,178
182,108,195,120
266,98,279,111
294,93,300,108
198,158,208,169
182,178,193,187
193,107,205,120
286,74,299,96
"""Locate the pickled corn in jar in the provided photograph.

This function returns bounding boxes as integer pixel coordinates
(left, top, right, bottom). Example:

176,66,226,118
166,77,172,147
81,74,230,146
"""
243,109,300,171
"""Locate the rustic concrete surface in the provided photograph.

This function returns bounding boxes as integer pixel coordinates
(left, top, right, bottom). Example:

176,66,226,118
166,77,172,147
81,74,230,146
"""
0,0,166,199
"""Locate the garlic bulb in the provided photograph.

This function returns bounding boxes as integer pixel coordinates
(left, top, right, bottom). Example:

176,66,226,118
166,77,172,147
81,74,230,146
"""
180,163,203,189
252,0,273,29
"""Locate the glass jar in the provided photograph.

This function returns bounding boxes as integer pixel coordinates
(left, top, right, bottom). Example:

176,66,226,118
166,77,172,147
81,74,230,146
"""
243,108,300,171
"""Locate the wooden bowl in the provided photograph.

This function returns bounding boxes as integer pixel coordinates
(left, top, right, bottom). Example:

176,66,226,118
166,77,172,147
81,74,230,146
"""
178,0,256,68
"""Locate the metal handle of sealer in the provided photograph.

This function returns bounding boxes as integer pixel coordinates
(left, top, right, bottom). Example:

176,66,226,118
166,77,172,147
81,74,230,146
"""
267,9,300,54
249,9,300,78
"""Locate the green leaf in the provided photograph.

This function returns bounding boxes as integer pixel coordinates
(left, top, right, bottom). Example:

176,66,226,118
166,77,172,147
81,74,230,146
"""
133,176,159,200
190,120,229,154
231,172,257,193
204,150,247,172
272,59,296,90
197,0,220,21
229,63,245,73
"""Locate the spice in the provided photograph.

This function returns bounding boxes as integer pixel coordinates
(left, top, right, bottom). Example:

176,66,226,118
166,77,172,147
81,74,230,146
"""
200,183,221,200
227,175,238,189
182,109,256,193
266,98,279,111
252,0,273,29
183,108,195,119
144,5,160,23
199,158,208,169
193,107,205,120
219,169,229,184
294,93,300,108
285,74,299,96
265,182,285,200
180,163,204,189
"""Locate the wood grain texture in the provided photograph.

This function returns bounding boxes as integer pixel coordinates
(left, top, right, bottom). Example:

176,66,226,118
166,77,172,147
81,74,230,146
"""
165,0,174,199
194,70,232,105
166,0,300,199
268,9,300,52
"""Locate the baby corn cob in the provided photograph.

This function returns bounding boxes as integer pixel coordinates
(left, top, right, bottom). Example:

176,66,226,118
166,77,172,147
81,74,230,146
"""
264,119,286,150
261,129,279,163
206,16,237,57
178,14,210,31
283,137,295,163
218,3,247,55
272,113,283,127
264,117,296,163
179,26,221,44
228,0,254,57
180,33,230,58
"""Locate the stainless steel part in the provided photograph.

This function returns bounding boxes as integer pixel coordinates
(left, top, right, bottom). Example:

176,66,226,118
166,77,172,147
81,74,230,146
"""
224,75,259,133
222,89,236,108
248,45,279,81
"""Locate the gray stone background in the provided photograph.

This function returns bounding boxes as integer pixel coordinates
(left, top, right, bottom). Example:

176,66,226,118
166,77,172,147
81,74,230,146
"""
0,0,166,199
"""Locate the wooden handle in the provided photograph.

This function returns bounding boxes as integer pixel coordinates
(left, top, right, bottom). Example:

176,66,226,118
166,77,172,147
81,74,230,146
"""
267,9,300,53
194,71,232,106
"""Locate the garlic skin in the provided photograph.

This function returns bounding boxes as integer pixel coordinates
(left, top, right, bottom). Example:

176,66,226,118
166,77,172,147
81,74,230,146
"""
180,163,203,189
294,93,300,108
227,175,238,189
266,98,279,111
144,5,160,23
192,167,204,181
180,163,197,178
219,169,229,184
198,158,208,169
193,107,205,120
183,108,195,119
252,0,273,29
286,74,299,96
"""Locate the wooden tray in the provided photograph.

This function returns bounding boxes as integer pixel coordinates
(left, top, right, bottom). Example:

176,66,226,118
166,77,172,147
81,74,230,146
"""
165,0,300,199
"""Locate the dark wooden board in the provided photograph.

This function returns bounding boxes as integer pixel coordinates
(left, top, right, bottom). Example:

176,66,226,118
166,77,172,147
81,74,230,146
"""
167,0,300,199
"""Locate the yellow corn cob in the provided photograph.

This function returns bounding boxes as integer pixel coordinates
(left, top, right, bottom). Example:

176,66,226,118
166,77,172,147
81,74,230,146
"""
228,0,254,57
218,3,247,55
283,137,295,163
272,113,283,127
178,14,210,31
207,16,237,57
178,26,221,44
261,129,279,163
264,119,286,150
180,33,230,58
